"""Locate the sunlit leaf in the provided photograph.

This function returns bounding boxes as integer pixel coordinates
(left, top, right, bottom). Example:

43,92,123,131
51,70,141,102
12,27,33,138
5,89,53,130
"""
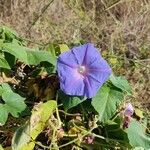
135,109,144,119
0,104,8,125
30,100,57,139
2,91,26,117
2,43,28,64
0,57,10,69
0,145,4,150
0,86,3,96
2,43,56,66
0,83,26,125
12,123,35,150
127,119,150,149
12,100,57,150
26,49,56,66
1,83,12,91
59,44,69,53
110,74,132,95
92,85,124,122
45,44,56,57
133,147,144,150
1,26,18,38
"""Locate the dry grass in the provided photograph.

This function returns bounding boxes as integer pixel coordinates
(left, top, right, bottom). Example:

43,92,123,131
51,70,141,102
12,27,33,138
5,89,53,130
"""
0,0,150,107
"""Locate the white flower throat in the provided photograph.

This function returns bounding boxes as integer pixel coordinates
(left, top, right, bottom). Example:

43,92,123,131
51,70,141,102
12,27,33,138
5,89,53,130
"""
78,66,86,74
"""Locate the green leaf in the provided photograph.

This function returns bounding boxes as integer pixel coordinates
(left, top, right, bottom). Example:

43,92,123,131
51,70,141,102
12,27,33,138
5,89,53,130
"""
0,145,4,150
2,91,26,117
92,85,123,122
45,44,56,57
1,83,12,91
134,109,144,119
12,123,35,150
2,43,56,66
12,100,57,150
40,61,56,74
133,147,145,150
2,43,28,64
59,44,69,53
127,119,150,149
58,90,86,111
0,86,3,96
105,121,130,147
1,26,18,38
26,49,56,66
46,43,57,57
0,83,26,125
0,57,10,69
0,104,8,125
30,100,57,139
109,74,132,95
4,52,16,68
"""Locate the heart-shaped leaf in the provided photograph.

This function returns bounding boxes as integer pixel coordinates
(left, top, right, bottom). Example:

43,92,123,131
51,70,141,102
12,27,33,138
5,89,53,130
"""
109,74,132,95
92,85,123,122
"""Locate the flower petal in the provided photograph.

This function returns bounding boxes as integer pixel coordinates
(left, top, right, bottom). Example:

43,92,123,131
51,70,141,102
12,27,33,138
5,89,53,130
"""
71,44,88,65
58,50,78,68
84,58,111,98
57,62,85,96
82,43,103,66
85,72,110,98
71,43,101,65
88,58,112,80
84,74,106,98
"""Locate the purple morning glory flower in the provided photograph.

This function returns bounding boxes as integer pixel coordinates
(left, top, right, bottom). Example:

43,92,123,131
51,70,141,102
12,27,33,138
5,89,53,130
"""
57,43,112,98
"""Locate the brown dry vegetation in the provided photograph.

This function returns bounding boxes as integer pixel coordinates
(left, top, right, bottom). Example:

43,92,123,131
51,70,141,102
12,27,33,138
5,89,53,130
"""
0,0,150,108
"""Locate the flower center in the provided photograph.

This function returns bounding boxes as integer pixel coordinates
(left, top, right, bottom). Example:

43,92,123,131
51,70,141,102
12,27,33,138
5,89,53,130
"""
78,66,86,74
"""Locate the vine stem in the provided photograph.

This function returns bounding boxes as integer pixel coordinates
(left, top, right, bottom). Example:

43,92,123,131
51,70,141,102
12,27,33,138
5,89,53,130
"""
58,110,81,117
58,126,96,149
28,0,54,31
55,92,62,128
49,92,62,149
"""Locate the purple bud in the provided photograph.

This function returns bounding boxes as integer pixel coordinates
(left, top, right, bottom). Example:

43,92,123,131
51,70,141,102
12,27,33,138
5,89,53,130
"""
124,103,134,117
83,134,95,144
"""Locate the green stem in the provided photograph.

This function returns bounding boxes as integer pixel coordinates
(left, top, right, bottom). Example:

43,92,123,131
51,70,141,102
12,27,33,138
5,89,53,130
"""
58,127,95,149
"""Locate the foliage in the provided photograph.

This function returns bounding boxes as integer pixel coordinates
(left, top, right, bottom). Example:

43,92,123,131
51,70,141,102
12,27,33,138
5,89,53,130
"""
12,100,57,150
0,83,26,125
92,84,123,122
0,26,150,150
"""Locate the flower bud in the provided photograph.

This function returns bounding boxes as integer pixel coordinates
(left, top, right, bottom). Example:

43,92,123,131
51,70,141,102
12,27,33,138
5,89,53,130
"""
57,128,65,139
83,134,95,144
123,103,134,129
124,103,134,117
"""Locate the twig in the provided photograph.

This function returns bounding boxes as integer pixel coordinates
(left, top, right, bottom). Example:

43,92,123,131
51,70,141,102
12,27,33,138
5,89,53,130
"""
28,0,54,31
58,116,99,149
105,0,125,10
33,141,50,149
58,109,81,117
